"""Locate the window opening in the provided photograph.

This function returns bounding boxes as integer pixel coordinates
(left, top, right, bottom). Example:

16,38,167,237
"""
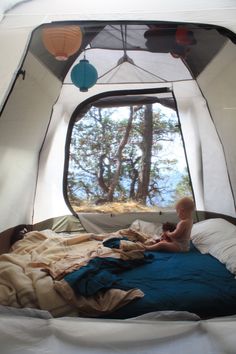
67,92,193,213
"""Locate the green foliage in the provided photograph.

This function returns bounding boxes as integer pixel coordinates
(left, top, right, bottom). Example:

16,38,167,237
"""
170,168,193,205
67,103,187,207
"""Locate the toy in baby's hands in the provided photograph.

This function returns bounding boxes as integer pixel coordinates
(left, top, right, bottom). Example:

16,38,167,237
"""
144,222,177,245
160,222,177,242
162,222,176,232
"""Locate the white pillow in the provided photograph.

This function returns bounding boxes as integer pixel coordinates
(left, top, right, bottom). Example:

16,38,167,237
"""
210,239,236,275
191,218,236,276
130,219,162,238
191,218,236,253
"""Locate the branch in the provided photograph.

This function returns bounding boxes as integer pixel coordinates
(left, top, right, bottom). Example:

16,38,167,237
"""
107,106,135,201
97,153,109,193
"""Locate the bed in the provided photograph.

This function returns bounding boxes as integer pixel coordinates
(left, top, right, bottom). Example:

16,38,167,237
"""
0,217,236,319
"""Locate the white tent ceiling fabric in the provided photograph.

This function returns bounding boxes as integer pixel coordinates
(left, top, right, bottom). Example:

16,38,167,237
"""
1,0,236,27
1,0,236,109
64,49,192,85
0,0,29,20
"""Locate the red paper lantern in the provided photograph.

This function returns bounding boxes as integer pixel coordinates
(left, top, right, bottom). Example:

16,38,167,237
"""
42,25,83,61
176,27,196,46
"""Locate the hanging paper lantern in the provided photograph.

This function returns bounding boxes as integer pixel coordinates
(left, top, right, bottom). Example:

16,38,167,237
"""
42,25,83,61
71,59,98,92
175,27,196,46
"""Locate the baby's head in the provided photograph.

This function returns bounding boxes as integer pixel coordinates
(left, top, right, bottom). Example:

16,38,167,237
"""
175,197,195,219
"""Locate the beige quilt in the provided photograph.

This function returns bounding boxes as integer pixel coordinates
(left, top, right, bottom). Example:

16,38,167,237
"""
0,228,149,317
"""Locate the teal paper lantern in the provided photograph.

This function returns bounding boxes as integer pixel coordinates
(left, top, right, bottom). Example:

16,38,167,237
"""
71,59,98,92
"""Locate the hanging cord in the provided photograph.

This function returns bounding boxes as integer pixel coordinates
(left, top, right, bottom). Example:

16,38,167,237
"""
121,24,128,60
97,25,167,82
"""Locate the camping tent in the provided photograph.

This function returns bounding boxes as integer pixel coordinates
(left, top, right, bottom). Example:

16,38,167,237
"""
1,0,236,233
1,0,236,353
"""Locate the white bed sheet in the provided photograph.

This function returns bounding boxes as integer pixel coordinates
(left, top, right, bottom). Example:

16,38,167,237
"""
1,314,236,354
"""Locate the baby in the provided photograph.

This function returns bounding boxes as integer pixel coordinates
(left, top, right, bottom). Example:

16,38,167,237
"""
145,197,195,252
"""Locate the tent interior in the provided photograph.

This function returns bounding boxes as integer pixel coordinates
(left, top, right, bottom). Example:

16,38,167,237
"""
2,19,236,233
1,1,236,353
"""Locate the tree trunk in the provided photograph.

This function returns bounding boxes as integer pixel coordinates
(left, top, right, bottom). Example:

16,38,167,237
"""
107,106,134,202
137,104,153,204
97,153,109,194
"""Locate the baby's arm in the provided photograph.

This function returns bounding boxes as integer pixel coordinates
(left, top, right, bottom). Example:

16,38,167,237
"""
166,219,192,241
165,221,185,240
161,232,172,242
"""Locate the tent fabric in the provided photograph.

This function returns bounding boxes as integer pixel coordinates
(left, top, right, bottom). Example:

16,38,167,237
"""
1,2,236,353
0,0,28,20
33,214,86,234
0,2,235,232
0,4,235,226
78,211,180,234
0,51,61,230
174,80,236,216
0,314,236,354
33,78,235,223
65,49,192,85
1,0,236,110
198,39,236,204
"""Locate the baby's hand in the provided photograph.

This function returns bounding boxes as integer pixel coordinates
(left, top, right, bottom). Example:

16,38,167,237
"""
161,232,171,242
145,238,157,246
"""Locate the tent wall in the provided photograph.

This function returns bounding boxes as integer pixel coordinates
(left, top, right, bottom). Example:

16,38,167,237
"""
1,47,235,229
33,76,235,223
1,0,236,232
33,82,171,223
174,79,235,217
0,28,32,112
198,39,236,208
0,52,61,232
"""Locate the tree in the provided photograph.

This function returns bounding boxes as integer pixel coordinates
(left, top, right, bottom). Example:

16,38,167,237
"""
136,104,153,203
170,168,193,204
106,106,143,201
67,102,182,207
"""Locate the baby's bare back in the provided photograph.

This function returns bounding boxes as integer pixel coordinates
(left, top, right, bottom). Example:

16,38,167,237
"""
168,219,192,251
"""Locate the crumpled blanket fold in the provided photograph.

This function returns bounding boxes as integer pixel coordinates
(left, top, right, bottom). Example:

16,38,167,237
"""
0,228,149,317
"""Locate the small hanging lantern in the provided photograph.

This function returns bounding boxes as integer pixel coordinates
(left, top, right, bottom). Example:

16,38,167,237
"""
175,27,197,46
42,25,83,61
71,59,98,92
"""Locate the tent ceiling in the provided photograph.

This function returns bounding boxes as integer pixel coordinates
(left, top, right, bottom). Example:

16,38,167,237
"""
65,48,192,85
29,22,228,83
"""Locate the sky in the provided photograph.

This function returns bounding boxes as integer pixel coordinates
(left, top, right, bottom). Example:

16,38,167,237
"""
69,101,190,207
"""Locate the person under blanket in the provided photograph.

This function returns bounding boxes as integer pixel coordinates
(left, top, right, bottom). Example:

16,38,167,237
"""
145,197,195,252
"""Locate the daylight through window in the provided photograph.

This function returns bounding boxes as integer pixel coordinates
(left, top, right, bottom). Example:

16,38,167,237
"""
67,93,193,213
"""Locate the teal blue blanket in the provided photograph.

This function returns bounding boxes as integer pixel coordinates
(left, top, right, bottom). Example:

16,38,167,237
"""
64,242,236,319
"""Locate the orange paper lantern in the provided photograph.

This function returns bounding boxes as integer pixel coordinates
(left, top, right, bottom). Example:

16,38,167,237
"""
42,25,83,61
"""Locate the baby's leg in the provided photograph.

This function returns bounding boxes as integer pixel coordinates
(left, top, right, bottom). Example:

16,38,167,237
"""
145,240,180,252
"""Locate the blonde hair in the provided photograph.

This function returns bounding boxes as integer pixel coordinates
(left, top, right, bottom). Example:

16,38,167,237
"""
175,197,195,212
